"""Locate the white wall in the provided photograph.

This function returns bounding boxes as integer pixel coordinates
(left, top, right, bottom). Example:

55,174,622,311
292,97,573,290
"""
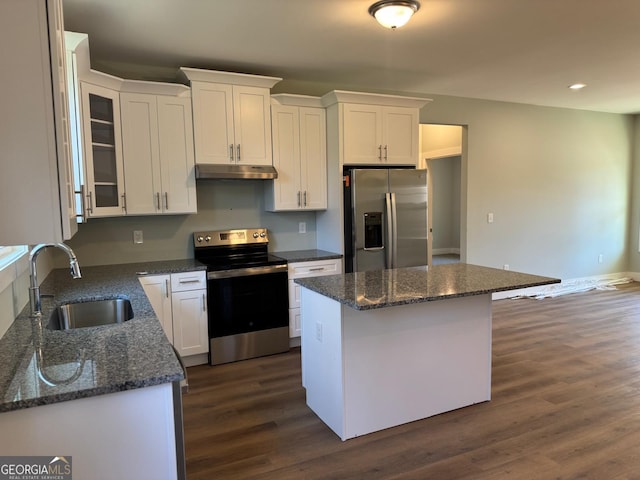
420,94,633,279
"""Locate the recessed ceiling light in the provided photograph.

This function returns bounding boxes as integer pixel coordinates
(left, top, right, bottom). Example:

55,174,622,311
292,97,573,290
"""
568,83,587,90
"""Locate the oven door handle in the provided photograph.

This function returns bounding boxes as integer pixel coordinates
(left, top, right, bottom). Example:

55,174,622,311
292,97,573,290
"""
207,263,287,279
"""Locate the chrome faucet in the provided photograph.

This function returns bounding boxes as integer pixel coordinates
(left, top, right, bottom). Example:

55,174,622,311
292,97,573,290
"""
29,243,82,317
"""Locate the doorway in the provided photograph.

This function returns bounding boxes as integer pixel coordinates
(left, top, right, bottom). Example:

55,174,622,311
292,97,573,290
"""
419,124,464,266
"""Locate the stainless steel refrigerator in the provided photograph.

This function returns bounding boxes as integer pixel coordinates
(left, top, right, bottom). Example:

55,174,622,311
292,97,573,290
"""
343,168,428,273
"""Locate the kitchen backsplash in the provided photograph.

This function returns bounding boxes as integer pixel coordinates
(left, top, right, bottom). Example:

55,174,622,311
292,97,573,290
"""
60,180,318,267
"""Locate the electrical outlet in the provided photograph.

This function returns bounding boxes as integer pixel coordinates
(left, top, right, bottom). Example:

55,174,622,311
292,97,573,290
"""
503,264,509,270
133,230,143,244
598,254,603,264
315,322,323,342
299,222,306,234
487,213,494,223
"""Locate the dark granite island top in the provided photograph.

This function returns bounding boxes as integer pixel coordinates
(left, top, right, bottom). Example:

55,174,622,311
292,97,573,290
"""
294,263,560,310
297,263,560,441
0,259,205,413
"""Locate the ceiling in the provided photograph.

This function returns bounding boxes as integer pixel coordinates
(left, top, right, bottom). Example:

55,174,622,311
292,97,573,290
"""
62,0,640,114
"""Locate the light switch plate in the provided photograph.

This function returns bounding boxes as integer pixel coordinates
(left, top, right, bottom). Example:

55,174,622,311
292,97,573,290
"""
133,230,143,244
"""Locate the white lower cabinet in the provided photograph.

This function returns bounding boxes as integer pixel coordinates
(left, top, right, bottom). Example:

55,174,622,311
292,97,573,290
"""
139,270,208,364
139,274,173,343
287,258,342,338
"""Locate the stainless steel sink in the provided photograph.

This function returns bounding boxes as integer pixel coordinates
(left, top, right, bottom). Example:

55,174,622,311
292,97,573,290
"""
48,298,134,330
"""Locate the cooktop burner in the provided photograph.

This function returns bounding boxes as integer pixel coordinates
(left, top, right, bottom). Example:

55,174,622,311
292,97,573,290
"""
193,228,286,271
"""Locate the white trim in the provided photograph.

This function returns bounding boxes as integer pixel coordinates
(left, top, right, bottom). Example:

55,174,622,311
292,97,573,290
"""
179,67,282,87
423,146,462,159
0,246,28,294
492,272,632,300
321,90,432,108
432,248,461,255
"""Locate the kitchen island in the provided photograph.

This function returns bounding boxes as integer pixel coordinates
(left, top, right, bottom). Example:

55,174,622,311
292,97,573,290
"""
295,263,559,441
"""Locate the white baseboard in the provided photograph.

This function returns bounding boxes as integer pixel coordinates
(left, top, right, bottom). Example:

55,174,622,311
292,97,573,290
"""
492,272,634,301
432,248,461,256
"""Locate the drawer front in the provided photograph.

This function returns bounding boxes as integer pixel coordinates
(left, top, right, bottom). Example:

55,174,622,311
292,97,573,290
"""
171,270,207,292
288,259,342,279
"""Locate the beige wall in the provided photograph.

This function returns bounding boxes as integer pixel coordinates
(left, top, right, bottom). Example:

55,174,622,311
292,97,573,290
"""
427,156,461,252
419,94,633,279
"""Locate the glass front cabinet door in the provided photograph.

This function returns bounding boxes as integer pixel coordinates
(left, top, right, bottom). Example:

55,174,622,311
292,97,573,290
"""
80,82,126,217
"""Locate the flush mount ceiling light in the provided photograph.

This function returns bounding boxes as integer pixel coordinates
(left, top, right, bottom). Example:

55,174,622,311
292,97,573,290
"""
568,83,587,90
369,0,421,29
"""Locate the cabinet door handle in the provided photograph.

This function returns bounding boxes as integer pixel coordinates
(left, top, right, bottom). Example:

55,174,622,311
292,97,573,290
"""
378,145,382,161
202,293,206,311
164,192,169,210
165,279,170,298
309,267,325,272
76,184,87,222
297,191,301,207
121,193,127,212
384,144,388,161
304,191,307,207
86,191,93,216
229,144,234,162
236,144,241,162
156,192,161,211
179,279,201,284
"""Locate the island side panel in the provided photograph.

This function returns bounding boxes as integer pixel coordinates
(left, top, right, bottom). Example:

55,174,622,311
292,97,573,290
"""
342,294,492,440
300,287,347,438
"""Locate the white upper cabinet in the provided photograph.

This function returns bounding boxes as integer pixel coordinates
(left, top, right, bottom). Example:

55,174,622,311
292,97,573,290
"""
342,104,419,165
80,82,126,218
0,0,77,245
266,95,327,211
120,86,196,215
322,90,431,167
180,68,281,166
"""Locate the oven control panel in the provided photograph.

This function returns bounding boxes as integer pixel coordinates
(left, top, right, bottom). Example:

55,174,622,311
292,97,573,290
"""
194,228,268,247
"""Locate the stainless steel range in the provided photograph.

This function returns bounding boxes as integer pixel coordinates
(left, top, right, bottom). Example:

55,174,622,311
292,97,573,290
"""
193,228,289,365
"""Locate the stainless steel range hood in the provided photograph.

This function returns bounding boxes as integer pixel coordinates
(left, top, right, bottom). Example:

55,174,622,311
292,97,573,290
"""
195,164,278,180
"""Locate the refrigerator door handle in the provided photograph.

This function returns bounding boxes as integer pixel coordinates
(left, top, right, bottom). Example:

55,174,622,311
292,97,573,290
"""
385,192,393,268
390,192,398,268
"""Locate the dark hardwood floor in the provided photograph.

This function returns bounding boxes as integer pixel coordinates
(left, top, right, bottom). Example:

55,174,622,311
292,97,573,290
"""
183,281,640,479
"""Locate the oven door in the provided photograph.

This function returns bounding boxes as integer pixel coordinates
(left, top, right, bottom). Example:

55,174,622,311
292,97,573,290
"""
207,264,289,364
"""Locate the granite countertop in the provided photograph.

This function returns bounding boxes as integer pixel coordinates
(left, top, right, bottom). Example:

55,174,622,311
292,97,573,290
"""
272,249,342,263
294,263,560,311
0,259,205,413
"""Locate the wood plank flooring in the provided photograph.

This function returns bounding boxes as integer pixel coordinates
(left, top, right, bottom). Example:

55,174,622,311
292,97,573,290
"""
183,281,640,479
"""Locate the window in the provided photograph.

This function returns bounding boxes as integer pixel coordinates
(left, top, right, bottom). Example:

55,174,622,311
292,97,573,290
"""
0,245,28,271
